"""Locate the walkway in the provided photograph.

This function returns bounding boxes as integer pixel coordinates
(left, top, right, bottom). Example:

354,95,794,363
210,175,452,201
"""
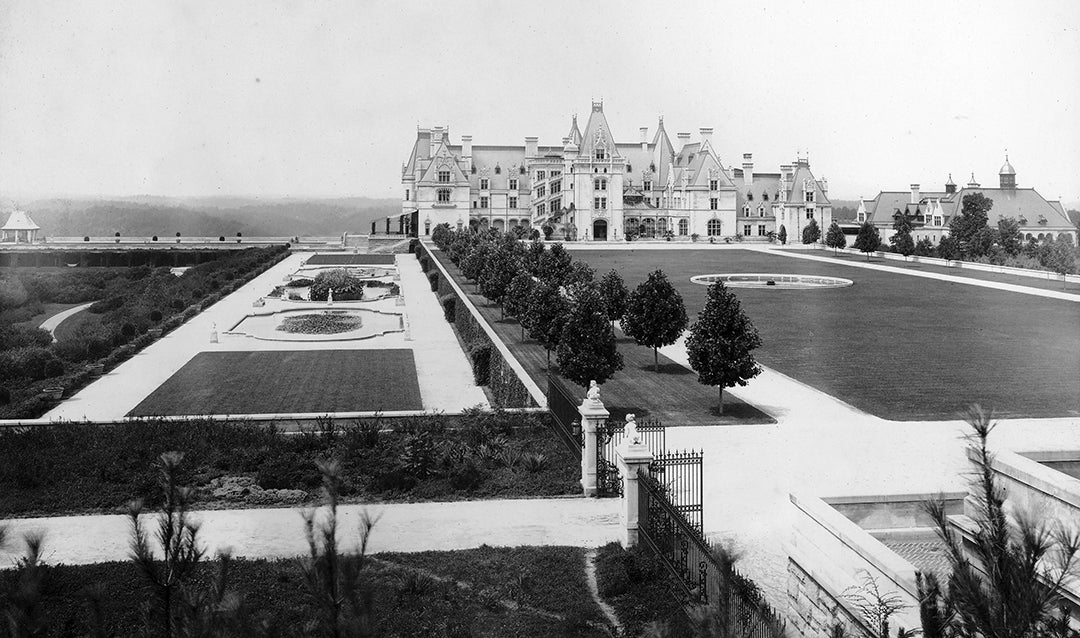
0,498,620,566
38,302,93,342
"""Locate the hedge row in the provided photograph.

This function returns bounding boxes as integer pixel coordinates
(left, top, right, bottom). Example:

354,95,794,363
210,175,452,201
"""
421,242,533,408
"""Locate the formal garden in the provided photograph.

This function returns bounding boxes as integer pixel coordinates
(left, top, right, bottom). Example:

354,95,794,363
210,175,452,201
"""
0,246,290,419
420,227,774,425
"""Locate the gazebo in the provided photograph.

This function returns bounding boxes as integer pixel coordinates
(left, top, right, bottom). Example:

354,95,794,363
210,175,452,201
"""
1,208,40,243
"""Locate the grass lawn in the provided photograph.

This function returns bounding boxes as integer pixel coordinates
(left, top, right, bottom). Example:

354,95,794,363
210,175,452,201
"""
434,252,773,426
305,253,397,265
573,248,1080,420
0,546,610,637
821,249,1080,293
51,305,102,342
15,302,81,331
128,349,423,416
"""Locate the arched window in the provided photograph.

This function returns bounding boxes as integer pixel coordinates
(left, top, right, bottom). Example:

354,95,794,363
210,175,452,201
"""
707,219,722,236
658,218,669,234
678,219,689,235
642,218,656,237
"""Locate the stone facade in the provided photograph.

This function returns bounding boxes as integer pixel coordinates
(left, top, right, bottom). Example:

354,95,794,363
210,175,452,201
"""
402,101,832,242
786,558,872,638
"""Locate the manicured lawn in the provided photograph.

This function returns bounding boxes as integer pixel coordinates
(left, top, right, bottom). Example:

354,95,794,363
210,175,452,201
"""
0,546,610,637
573,248,1080,420
305,253,397,265
128,349,422,416
434,251,773,426
51,305,102,342
821,249,1080,293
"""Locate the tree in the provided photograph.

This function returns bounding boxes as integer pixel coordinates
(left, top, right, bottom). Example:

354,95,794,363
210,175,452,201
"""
685,281,762,414
598,269,629,327
525,279,569,367
777,225,788,246
563,260,596,290
556,284,623,388
949,193,993,258
801,218,821,244
504,272,536,340
997,217,1022,256
922,405,1080,638
478,236,523,313
623,270,688,371
1044,236,1077,288
914,237,934,257
825,222,847,254
522,239,546,276
853,221,881,261
937,235,960,261
890,226,915,257
537,243,573,285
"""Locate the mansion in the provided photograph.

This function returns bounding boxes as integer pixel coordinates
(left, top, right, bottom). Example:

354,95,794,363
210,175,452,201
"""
857,158,1076,245
401,101,832,242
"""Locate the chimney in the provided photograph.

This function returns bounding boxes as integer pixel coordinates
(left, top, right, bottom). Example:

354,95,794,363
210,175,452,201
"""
780,164,793,199
525,136,538,158
945,173,956,195
461,135,473,172
677,132,692,151
431,126,446,156
820,176,829,196
699,127,713,149
742,153,754,187
910,183,920,204
417,128,431,160
640,127,648,151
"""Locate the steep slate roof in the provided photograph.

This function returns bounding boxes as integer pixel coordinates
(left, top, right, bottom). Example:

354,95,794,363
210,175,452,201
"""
732,173,782,210
567,115,583,147
417,139,470,186
578,104,620,159
788,165,832,206
865,186,1074,230
2,209,39,231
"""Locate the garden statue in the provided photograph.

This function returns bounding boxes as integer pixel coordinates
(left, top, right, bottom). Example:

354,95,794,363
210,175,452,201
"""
210,322,218,343
625,413,640,445
327,288,334,305
586,380,602,405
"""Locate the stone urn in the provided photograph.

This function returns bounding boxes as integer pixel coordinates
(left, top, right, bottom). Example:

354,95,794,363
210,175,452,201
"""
85,363,105,377
148,328,163,338
42,386,64,400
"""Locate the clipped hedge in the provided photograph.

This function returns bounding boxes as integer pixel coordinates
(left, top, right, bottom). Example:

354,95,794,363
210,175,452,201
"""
468,342,491,386
439,294,456,323
427,270,439,292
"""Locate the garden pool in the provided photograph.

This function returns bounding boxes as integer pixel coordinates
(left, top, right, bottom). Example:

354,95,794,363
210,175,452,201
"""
229,308,404,341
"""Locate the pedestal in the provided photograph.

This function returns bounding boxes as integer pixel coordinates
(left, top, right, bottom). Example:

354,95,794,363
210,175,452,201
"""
578,399,609,497
616,441,654,548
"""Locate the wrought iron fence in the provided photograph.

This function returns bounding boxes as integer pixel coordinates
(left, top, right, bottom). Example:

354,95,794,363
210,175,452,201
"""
546,373,582,459
637,468,786,638
596,417,665,497
649,450,704,535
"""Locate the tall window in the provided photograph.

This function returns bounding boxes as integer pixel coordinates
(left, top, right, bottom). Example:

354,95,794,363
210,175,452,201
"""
594,178,607,191
707,219,722,236
709,179,718,191
509,178,518,190
437,188,451,203
758,206,765,217
480,196,489,208
594,197,607,210
480,178,489,190
679,219,689,235
509,196,518,208
536,185,546,198
405,189,410,201
743,225,751,236
551,180,561,193
757,224,766,236
643,181,652,191
438,170,451,183
595,147,606,160
806,208,815,220
551,170,561,178
537,203,546,215
550,197,561,212
537,170,546,180
806,190,815,203
710,198,718,210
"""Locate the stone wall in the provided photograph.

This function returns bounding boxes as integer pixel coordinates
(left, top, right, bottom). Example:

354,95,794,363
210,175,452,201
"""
787,558,872,638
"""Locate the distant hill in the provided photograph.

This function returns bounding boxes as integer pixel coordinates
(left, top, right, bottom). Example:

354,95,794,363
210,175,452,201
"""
6,196,400,237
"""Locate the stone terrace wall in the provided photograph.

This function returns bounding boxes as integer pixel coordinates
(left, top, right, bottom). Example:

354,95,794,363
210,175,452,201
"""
786,558,871,638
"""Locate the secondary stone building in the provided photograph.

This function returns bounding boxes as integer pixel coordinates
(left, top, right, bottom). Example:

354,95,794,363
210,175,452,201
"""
0,206,40,243
401,101,832,242
856,157,1076,245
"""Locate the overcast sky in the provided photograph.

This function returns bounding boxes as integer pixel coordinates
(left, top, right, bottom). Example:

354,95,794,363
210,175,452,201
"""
1,0,1078,204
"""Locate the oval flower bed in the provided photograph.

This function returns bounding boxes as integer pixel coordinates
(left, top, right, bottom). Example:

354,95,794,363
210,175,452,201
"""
276,312,363,335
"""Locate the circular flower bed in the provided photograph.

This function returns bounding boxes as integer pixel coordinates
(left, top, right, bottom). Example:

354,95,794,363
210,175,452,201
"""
276,312,363,335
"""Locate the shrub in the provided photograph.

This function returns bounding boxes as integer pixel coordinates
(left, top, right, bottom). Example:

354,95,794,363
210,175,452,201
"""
151,235,158,242
309,269,364,301
286,278,314,288
439,294,456,322
468,342,492,386
120,323,138,338
427,270,439,292
219,236,225,242
148,309,163,323
0,324,53,350
0,386,9,405
419,255,430,272
44,358,66,378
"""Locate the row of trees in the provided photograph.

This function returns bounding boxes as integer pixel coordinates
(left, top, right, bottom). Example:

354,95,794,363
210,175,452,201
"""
430,224,764,412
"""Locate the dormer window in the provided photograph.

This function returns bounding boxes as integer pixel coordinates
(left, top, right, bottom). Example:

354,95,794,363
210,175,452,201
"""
643,181,652,191
806,190,815,203
509,178,518,190
627,164,632,172
471,165,476,174
649,162,656,172
1038,215,1047,225
495,165,502,175
520,166,526,175
1018,216,1027,225
758,206,765,217
437,170,451,183
743,205,750,215
763,193,769,201
709,180,718,191
747,192,754,201
480,178,489,190
595,147,606,160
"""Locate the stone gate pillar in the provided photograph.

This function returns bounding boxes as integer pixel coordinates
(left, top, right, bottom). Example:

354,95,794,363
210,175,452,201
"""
578,381,609,497
616,439,654,548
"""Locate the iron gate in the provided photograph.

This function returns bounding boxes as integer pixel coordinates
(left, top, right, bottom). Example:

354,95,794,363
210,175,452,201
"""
546,373,582,459
596,417,665,497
